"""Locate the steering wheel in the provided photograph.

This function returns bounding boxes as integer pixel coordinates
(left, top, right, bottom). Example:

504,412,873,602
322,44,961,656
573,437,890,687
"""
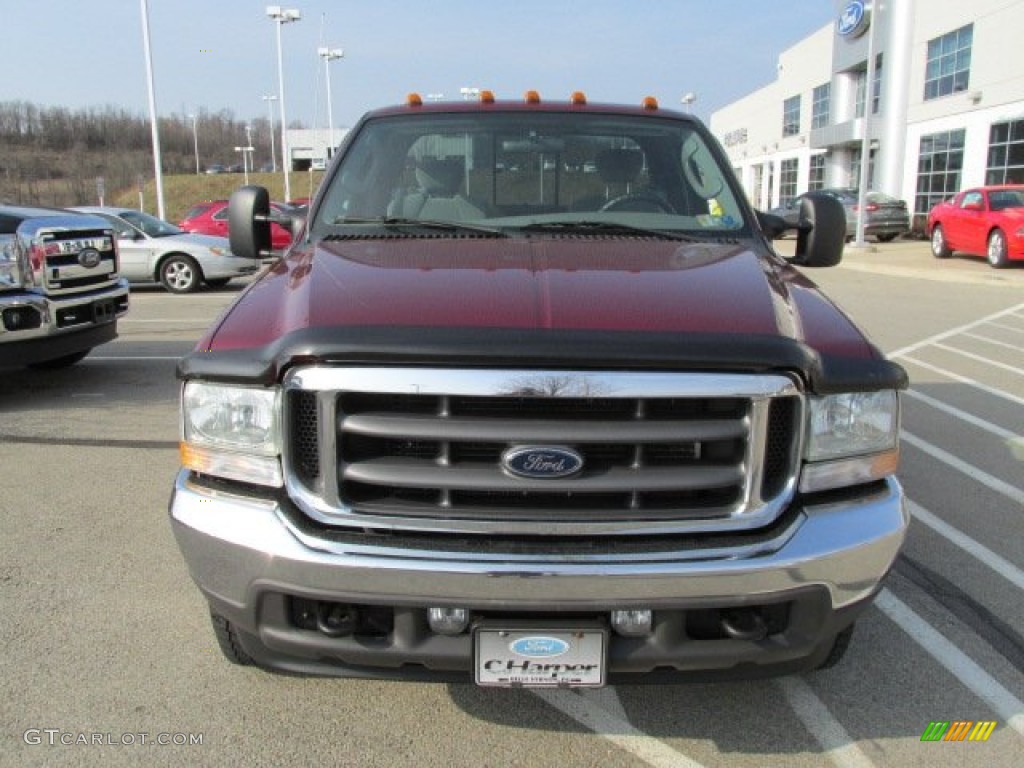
599,191,676,213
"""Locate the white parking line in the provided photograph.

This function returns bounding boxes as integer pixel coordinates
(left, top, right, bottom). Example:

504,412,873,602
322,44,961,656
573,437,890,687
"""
961,331,1024,353
85,356,182,361
875,590,1024,737
901,431,1024,507
900,356,1024,408
534,689,707,768
904,389,1023,442
933,343,1024,377
120,318,213,324
888,301,1024,358
775,677,875,768
988,322,1024,334
908,500,1024,592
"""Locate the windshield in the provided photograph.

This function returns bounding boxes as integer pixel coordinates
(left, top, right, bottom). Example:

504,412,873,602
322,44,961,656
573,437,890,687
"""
312,111,749,238
118,210,183,238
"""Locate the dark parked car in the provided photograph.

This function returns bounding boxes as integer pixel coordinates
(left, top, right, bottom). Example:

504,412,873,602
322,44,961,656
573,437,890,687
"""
927,185,1024,268
770,188,910,242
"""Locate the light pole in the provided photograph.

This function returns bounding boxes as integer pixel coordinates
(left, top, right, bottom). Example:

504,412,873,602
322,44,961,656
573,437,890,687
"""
188,113,199,174
854,2,879,248
680,92,697,113
235,146,254,185
318,47,343,160
267,5,301,201
139,0,166,219
262,95,278,172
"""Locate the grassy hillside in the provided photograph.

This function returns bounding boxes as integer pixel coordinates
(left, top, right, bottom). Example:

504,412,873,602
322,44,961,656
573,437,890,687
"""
110,170,324,223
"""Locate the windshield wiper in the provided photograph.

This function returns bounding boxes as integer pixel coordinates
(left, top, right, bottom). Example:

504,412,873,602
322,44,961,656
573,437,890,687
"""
333,216,507,237
516,220,699,241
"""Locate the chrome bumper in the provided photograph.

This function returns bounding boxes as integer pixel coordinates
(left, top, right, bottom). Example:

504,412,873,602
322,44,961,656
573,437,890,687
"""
170,470,908,617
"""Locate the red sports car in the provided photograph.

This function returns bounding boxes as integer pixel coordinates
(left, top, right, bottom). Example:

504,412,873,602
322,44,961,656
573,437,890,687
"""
927,185,1024,268
179,199,296,253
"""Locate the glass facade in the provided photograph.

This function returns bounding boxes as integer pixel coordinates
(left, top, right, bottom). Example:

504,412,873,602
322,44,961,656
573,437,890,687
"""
808,154,826,191
986,120,1024,185
811,83,830,129
924,25,973,100
916,129,965,215
782,95,801,137
779,158,799,205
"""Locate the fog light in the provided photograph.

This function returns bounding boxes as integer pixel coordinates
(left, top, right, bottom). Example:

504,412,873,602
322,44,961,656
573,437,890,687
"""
427,607,470,635
2,306,42,332
611,609,653,636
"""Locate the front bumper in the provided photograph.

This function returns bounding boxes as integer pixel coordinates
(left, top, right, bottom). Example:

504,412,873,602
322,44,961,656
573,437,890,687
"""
198,255,261,280
0,281,129,368
170,471,908,680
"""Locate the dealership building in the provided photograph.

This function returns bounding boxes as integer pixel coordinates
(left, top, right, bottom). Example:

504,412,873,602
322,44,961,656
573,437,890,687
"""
710,0,1024,231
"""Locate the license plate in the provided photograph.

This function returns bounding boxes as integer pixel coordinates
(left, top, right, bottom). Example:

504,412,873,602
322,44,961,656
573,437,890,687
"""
474,625,607,688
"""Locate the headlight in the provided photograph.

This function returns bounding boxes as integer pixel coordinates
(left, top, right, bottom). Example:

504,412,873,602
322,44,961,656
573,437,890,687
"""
180,381,282,486
801,390,900,493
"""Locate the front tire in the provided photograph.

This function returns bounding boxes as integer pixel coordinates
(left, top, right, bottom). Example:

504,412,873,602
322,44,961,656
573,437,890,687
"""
930,225,951,258
987,229,1010,268
815,623,856,670
210,612,255,666
160,255,202,293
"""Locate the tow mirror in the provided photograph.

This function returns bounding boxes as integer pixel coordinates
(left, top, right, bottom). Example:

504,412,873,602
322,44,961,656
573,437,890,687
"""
789,192,845,268
229,185,272,259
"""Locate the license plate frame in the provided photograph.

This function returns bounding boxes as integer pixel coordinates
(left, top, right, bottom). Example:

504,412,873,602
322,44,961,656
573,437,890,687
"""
473,621,607,688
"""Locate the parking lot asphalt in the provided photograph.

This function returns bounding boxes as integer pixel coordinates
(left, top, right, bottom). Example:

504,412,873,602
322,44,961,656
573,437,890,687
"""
777,234,1024,287
2,241,1023,767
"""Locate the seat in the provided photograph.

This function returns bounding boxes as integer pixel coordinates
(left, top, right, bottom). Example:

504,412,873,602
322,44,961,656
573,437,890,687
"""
394,157,485,220
571,148,655,211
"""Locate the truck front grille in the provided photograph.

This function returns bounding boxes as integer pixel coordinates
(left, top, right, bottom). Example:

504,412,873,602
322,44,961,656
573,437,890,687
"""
39,231,119,295
284,368,802,537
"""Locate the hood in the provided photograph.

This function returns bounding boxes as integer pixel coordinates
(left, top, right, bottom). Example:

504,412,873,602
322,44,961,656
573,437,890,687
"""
185,235,902,393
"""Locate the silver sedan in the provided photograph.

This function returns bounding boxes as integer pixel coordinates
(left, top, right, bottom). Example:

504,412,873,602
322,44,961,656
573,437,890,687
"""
71,206,260,293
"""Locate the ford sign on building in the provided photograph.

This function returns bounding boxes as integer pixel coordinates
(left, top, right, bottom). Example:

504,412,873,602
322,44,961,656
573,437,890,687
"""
837,0,869,38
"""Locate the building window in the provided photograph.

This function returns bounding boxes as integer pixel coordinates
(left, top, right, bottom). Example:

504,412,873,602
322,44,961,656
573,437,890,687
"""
808,154,826,191
986,120,1024,185
850,148,876,191
811,83,830,129
854,56,882,118
751,164,765,209
915,129,965,216
779,158,799,205
871,55,883,114
782,95,801,137
924,24,973,101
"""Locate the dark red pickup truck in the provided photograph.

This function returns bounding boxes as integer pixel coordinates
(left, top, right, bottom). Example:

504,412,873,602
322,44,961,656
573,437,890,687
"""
170,93,908,687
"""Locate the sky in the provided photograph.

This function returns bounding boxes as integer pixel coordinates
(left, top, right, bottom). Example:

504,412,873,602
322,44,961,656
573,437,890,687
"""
3,1,838,129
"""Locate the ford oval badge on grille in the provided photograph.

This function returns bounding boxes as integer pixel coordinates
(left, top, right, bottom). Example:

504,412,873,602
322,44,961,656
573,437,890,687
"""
502,446,584,479
78,247,102,269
